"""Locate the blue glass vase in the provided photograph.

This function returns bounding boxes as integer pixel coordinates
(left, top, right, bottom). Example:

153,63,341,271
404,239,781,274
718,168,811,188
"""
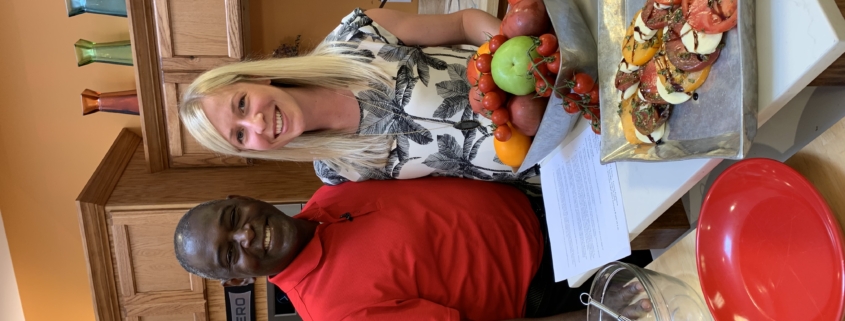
66,0,127,17
75,39,133,67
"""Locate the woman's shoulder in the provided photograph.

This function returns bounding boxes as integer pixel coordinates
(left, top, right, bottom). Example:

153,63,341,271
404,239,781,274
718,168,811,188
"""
324,8,402,45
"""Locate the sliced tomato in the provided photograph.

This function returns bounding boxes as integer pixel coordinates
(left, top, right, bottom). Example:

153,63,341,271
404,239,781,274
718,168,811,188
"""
642,0,670,30
655,0,682,4
660,54,712,93
615,70,640,91
638,59,669,104
622,11,663,66
665,39,721,71
632,101,671,136
685,0,737,34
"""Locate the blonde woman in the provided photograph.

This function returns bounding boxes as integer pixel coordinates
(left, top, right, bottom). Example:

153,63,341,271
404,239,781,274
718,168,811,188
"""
180,7,539,190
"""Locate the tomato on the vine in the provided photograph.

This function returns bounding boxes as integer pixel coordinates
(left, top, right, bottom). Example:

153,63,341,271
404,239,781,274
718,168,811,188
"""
546,51,561,74
489,34,508,54
529,57,550,80
582,106,599,120
482,91,503,111
494,125,512,142
563,93,582,114
537,34,559,57
535,78,552,97
476,53,493,73
478,74,497,93
571,73,594,94
585,86,599,104
491,108,510,126
591,119,602,135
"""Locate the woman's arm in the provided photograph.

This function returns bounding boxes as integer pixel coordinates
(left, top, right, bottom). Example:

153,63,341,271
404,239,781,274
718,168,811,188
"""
365,8,500,47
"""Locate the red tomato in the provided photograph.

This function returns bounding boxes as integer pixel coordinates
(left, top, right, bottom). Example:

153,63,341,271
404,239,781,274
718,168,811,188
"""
685,0,737,34
469,86,486,117
537,34,559,57
571,73,594,94
535,78,552,97
507,94,548,136
501,0,551,38
489,35,508,54
655,0,681,4
585,86,599,105
491,108,510,126
563,93,582,114
591,119,601,135
494,125,513,142
478,74,497,93
546,51,561,74
529,57,550,79
582,106,599,121
482,91,503,111
476,53,493,73
467,56,481,87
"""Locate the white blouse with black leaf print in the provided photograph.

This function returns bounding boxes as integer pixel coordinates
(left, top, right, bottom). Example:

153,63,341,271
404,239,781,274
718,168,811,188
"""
314,8,539,193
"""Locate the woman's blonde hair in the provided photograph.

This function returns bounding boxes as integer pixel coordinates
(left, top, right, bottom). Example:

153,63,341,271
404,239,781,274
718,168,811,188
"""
179,41,394,172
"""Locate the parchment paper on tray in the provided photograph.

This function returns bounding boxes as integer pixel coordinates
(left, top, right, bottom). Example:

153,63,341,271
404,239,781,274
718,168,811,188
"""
517,0,598,173
597,0,758,164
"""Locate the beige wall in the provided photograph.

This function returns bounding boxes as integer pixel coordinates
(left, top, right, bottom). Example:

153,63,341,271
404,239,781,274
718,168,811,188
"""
0,210,25,321
0,0,139,320
248,0,419,54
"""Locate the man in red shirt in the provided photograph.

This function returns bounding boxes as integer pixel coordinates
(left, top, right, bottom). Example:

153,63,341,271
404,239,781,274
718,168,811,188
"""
174,177,651,320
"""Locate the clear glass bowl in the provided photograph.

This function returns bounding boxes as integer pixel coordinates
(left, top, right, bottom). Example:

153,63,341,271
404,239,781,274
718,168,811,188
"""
587,262,713,321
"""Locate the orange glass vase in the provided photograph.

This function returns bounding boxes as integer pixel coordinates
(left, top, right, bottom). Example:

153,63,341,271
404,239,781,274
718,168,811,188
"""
80,89,139,116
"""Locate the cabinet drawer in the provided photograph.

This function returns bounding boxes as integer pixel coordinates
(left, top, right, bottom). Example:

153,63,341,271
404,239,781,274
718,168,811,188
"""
162,72,249,167
153,0,244,71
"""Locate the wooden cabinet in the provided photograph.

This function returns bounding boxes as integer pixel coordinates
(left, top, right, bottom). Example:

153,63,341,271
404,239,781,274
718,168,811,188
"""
130,0,249,171
111,209,208,321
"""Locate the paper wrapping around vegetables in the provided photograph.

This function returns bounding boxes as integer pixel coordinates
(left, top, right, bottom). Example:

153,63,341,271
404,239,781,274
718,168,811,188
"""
517,0,598,173
598,0,758,164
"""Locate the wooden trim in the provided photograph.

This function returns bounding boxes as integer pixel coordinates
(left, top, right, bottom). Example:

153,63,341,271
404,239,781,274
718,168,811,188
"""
170,154,250,167
110,210,184,226
125,300,207,317
195,312,208,321
128,0,169,173
76,129,142,321
161,57,238,72
497,0,509,19
163,83,183,157
112,224,137,298
190,274,205,293
163,72,201,84
630,200,690,250
123,291,205,306
152,0,173,58
225,0,243,59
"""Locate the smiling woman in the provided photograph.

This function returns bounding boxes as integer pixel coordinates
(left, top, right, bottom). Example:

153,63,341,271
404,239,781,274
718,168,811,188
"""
180,7,540,189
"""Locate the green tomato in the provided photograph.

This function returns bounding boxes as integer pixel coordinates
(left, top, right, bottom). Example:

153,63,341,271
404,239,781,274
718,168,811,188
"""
491,36,541,95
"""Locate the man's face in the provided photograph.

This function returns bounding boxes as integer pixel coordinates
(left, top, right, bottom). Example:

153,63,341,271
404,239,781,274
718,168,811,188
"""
177,197,301,280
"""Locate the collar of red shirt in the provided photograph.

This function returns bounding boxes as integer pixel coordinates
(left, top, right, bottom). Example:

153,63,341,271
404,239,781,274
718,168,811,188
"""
268,195,382,290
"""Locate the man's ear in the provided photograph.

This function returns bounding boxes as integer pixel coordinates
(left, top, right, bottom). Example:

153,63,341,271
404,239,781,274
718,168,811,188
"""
227,195,257,201
221,277,255,287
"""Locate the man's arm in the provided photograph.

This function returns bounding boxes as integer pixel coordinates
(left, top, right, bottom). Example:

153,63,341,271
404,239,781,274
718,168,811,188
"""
365,8,500,47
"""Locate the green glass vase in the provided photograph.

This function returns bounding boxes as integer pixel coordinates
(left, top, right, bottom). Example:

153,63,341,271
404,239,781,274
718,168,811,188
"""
66,0,127,17
74,39,133,67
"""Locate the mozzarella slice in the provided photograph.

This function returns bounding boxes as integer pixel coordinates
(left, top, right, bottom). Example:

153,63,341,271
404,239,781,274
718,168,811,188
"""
619,59,639,73
621,83,640,100
635,122,666,143
633,13,657,43
656,75,692,104
654,2,671,9
681,23,722,54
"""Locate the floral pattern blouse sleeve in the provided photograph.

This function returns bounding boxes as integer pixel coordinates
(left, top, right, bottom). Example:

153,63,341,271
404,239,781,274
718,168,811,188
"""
313,8,540,194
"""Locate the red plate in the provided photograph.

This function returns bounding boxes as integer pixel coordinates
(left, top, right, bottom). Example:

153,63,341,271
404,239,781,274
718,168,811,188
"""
697,158,845,321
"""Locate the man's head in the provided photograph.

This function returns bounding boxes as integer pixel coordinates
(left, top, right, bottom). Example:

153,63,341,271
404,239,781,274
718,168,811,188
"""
174,196,309,285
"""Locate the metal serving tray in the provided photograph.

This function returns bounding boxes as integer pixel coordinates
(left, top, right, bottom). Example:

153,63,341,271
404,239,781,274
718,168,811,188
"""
518,0,599,173
597,0,757,164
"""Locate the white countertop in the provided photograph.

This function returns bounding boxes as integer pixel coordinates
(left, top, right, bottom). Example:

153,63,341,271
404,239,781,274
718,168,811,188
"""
552,0,845,287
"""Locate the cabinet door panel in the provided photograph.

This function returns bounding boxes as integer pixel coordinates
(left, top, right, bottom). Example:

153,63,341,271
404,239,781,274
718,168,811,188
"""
111,210,208,320
154,0,243,71
162,73,249,167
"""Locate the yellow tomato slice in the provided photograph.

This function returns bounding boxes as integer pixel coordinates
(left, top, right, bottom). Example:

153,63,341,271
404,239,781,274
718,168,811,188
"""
477,42,490,56
622,11,663,66
658,57,712,93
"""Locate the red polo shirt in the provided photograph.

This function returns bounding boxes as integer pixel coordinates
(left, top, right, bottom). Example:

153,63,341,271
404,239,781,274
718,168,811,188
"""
269,177,543,321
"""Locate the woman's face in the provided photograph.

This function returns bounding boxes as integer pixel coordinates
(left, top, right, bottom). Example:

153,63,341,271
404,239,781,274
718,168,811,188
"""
200,81,304,151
